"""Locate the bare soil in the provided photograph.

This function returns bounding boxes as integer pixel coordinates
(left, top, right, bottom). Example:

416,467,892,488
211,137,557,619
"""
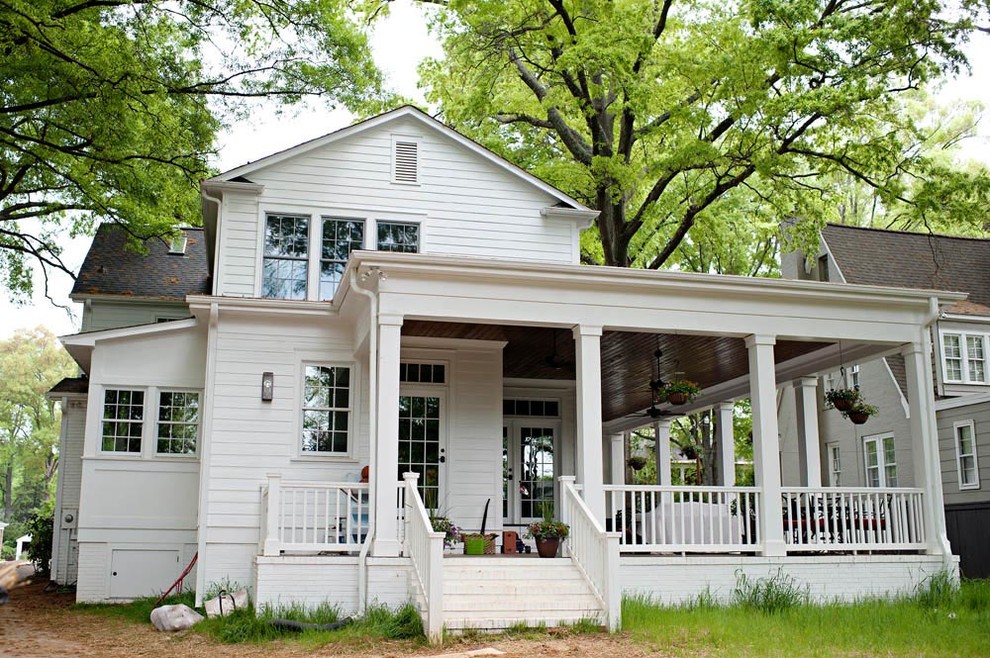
0,579,661,658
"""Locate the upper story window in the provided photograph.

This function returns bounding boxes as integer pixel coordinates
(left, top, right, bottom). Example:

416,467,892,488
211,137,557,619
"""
157,391,200,455
263,214,309,300
863,434,897,488
942,332,988,384
954,420,980,490
377,221,419,253
302,365,351,454
101,389,145,453
320,218,365,300
826,442,841,486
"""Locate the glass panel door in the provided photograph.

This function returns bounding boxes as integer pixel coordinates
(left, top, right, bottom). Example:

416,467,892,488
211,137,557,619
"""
519,426,556,521
397,393,443,506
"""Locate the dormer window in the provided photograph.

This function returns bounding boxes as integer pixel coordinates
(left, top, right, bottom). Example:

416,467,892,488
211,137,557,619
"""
169,234,188,255
392,137,420,185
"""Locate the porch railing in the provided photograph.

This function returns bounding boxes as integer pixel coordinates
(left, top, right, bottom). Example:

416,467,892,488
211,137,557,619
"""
260,474,405,555
560,476,621,631
781,487,926,552
604,484,761,553
402,472,444,643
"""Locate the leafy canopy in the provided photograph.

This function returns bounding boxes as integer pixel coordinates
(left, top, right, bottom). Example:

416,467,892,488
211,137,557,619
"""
1,0,386,300
417,0,990,269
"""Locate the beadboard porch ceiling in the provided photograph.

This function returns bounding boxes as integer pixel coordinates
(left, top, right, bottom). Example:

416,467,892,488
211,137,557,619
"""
401,321,830,423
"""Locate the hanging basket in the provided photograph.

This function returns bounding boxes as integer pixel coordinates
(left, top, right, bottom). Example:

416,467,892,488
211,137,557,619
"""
833,398,855,412
848,411,870,425
666,391,690,405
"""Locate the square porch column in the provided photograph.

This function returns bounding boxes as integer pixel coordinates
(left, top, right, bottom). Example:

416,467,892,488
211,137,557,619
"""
610,433,626,485
715,402,736,487
574,324,605,523
654,420,672,486
903,339,952,557
746,334,786,556
373,314,403,557
794,377,822,487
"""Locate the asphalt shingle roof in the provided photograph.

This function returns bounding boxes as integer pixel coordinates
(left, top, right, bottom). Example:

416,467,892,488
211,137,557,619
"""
71,225,210,300
49,376,89,395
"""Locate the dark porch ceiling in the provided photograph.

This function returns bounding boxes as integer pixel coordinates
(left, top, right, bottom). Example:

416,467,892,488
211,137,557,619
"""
402,321,829,422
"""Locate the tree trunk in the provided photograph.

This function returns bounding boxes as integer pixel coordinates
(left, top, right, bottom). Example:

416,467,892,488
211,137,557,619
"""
2,461,13,521
596,190,631,267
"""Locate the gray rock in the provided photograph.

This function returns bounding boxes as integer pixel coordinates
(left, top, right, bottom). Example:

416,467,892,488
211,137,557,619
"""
150,603,204,631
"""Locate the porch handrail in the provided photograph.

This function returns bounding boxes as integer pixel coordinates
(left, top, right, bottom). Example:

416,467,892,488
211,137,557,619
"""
604,484,762,553
402,472,444,643
780,486,925,552
260,475,371,555
559,476,621,631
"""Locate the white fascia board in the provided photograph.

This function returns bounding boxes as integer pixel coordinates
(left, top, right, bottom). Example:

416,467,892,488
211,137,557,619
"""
187,294,339,319
934,393,990,412
200,180,264,195
342,251,967,309
940,313,990,324
60,318,198,372
541,206,600,227
209,106,590,211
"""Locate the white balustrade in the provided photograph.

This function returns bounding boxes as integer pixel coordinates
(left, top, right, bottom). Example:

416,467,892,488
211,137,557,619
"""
560,476,621,631
604,484,761,553
402,472,444,643
781,487,926,552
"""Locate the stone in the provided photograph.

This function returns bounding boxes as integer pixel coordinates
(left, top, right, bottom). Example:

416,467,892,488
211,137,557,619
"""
150,603,204,632
204,588,249,618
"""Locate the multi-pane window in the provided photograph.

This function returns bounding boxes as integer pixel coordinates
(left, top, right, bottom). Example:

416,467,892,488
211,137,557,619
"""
302,366,351,454
827,443,841,486
319,218,364,300
399,363,446,384
157,392,200,455
101,389,145,453
864,435,897,488
263,214,309,300
397,395,441,504
503,399,560,417
846,364,861,390
377,221,419,253
942,332,989,384
955,421,980,489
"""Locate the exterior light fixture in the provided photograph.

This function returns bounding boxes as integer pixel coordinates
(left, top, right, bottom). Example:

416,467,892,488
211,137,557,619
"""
261,372,274,401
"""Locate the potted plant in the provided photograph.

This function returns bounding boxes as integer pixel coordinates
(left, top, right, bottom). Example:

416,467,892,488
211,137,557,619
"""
661,379,701,405
824,387,862,412
627,455,648,471
430,515,461,549
843,402,878,425
526,510,570,558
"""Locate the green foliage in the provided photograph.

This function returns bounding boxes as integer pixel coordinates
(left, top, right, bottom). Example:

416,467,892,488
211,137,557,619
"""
913,570,959,610
1,0,387,299
417,0,990,271
732,569,810,613
824,388,863,409
25,498,54,576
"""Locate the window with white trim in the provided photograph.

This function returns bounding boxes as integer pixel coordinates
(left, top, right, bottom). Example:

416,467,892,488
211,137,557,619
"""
845,364,860,390
301,365,351,454
863,434,897,487
377,221,419,253
157,391,200,455
826,442,841,486
101,389,144,453
954,420,980,489
942,332,990,384
263,213,309,299
319,218,365,300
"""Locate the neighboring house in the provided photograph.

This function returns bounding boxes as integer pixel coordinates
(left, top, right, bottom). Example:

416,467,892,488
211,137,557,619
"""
50,108,959,640
782,223,990,578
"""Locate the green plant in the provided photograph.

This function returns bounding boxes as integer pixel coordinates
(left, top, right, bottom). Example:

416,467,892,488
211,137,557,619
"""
25,505,54,577
428,516,461,548
824,387,862,409
526,504,569,539
913,570,959,610
204,577,245,600
841,401,879,419
660,379,701,402
732,569,809,613
627,455,649,471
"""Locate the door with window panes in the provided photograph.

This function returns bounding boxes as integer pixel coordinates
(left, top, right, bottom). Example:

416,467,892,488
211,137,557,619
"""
502,399,560,524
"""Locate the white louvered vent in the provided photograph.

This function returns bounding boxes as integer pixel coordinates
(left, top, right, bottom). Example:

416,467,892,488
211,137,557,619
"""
393,139,419,184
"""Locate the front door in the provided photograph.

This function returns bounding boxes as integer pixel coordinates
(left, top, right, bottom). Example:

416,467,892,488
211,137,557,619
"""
503,422,558,524
397,390,446,508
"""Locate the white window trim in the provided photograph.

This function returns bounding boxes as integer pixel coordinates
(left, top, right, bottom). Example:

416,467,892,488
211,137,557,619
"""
154,389,202,458
374,218,423,254
940,331,990,385
953,419,981,490
863,433,897,488
826,441,841,487
98,387,147,456
294,360,358,460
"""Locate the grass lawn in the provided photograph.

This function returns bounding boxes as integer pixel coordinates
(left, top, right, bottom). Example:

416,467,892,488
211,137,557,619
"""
623,578,990,658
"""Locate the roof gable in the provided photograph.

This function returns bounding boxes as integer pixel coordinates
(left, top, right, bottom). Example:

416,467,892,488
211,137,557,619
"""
208,106,591,212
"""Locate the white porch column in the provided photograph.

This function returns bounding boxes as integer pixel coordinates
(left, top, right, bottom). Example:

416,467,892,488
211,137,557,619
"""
794,377,822,487
903,339,952,557
609,433,625,485
654,420,672,486
746,334,786,556
373,314,403,557
574,324,605,523
715,402,736,487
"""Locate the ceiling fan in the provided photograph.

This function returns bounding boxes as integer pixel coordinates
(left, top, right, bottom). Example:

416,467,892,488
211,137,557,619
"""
634,344,685,419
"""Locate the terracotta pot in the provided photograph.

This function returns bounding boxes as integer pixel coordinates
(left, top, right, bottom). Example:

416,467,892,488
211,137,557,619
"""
833,398,854,412
535,536,561,558
848,411,870,425
667,391,690,405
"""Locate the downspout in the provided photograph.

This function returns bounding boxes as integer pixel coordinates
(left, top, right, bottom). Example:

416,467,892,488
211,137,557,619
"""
201,191,223,295
922,296,955,567
350,268,379,615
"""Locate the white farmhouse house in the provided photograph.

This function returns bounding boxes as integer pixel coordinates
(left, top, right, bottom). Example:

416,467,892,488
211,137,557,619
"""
50,107,958,639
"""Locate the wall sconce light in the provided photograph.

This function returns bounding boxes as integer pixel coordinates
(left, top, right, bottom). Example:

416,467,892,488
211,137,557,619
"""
261,372,274,402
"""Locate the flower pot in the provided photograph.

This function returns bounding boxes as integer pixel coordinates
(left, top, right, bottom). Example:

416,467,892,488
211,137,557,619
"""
833,398,854,412
464,535,486,555
848,411,870,425
534,536,560,558
666,391,690,405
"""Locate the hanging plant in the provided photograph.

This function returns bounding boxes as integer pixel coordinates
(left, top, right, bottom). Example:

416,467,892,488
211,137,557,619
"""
843,402,878,425
824,387,862,412
661,379,701,405
627,455,648,471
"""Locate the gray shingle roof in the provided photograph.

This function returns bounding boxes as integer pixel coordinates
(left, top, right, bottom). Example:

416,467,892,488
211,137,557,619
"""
822,223,990,314
49,376,89,395
71,225,210,300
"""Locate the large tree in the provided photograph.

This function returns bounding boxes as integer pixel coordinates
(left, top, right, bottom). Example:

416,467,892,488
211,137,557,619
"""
1,0,386,300
417,0,990,268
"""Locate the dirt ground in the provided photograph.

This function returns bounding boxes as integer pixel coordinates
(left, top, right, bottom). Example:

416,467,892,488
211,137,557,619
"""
0,578,660,658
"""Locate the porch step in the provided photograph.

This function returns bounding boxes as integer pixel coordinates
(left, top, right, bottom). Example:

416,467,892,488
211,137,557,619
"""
440,556,606,631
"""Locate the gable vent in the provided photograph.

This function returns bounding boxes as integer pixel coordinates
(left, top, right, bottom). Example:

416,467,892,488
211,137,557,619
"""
393,139,419,184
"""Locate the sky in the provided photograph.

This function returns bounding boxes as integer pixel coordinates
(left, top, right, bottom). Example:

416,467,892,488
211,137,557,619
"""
1,2,988,339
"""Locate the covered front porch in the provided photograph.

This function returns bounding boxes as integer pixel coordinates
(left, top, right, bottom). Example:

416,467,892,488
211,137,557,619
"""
256,252,960,640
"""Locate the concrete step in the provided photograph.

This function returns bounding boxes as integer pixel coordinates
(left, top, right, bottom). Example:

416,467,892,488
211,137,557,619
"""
443,578,595,596
444,610,606,631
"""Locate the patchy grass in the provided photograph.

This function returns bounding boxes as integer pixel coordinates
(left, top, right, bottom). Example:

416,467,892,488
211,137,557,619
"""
623,578,990,658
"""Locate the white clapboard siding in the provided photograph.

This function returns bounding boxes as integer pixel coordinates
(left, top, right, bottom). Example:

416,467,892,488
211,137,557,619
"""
53,401,86,585
82,300,191,332
218,114,579,297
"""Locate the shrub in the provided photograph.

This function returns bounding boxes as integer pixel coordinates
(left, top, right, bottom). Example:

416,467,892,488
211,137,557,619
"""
26,506,54,577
